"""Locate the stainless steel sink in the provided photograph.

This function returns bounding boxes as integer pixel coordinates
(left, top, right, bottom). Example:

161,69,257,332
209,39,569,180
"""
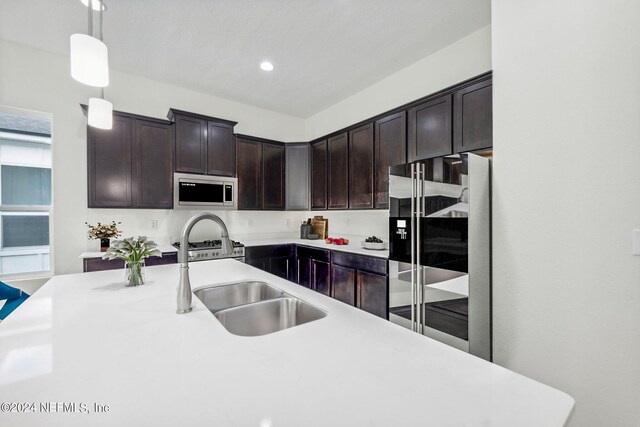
193,281,284,314
214,297,327,337
440,210,468,218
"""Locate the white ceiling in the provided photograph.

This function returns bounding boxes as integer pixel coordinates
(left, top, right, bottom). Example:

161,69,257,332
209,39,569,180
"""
0,0,490,118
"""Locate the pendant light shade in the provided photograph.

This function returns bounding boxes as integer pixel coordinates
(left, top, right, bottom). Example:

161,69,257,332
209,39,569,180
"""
70,33,109,87
88,97,113,129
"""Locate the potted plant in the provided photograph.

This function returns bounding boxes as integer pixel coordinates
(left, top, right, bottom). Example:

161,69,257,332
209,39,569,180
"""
85,221,122,252
102,236,161,287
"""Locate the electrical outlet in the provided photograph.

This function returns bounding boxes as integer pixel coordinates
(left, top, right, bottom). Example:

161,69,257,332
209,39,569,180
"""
150,220,158,230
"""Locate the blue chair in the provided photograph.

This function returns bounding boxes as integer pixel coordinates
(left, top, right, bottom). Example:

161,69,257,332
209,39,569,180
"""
0,282,29,320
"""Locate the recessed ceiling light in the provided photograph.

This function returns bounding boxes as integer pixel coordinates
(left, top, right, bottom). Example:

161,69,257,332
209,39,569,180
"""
260,61,274,71
81,0,106,12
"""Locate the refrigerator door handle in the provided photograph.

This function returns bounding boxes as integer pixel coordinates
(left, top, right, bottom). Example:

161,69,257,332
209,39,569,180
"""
416,163,423,334
410,163,416,332
418,162,426,335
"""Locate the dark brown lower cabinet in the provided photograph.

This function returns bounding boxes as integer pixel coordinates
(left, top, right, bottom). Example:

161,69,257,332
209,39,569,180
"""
245,245,295,281
296,246,331,296
331,264,356,305
356,270,388,319
331,251,389,319
83,252,178,272
245,244,388,318
298,259,330,295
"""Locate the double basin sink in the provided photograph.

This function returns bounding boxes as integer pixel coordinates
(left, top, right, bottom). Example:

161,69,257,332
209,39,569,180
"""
194,281,326,337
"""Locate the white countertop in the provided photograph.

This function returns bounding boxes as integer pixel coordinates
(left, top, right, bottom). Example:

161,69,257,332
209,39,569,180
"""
243,235,389,258
0,260,573,426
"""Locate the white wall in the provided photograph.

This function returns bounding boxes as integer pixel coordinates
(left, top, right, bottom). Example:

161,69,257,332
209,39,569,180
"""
492,1,640,426
0,39,306,276
305,25,492,140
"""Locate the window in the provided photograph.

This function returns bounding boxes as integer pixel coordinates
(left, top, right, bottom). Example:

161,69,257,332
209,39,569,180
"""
0,107,52,276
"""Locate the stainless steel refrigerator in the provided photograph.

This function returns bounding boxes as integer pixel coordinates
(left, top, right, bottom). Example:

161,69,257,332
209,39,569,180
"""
388,152,491,361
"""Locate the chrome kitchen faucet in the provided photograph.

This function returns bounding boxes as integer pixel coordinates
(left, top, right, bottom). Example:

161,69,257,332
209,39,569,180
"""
177,213,234,314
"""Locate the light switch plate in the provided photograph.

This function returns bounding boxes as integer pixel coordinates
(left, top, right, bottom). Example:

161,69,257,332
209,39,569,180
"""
633,229,640,256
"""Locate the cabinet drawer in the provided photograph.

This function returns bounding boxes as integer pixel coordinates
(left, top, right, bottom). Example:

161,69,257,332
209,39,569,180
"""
296,245,330,263
331,251,388,276
245,244,294,260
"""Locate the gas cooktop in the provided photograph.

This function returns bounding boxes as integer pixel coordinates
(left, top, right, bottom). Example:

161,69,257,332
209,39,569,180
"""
172,240,245,261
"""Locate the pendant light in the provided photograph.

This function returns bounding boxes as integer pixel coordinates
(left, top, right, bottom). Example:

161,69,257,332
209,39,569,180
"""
88,90,113,129
70,0,109,87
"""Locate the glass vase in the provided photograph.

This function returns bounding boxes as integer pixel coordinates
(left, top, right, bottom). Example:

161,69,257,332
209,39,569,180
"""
125,261,145,287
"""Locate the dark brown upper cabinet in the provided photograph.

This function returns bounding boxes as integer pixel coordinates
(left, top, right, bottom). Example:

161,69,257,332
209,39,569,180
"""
262,142,285,210
133,120,174,208
454,78,493,153
236,137,263,210
327,132,349,210
236,135,286,211
88,115,133,208
407,94,453,162
374,111,406,209
87,109,174,209
310,140,327,210
348,123,374,209
207,121,236,176
168,109,237,176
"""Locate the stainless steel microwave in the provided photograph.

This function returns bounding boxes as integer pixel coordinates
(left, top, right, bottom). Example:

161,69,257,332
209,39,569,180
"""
173,173,237,210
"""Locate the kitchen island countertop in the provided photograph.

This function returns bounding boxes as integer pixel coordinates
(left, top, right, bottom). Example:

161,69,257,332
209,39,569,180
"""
0,260,573,426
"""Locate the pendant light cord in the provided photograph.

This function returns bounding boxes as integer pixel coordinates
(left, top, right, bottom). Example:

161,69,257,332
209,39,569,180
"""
99,1,104,41
87,0,93,36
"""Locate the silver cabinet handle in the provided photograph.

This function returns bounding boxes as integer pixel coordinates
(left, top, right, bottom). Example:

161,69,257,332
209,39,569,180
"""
312,262,317,291
297,258,301,284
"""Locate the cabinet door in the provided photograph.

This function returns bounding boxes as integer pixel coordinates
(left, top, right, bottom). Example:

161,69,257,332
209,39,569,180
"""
407,94,452,162
327,132,348,210
348,123,374,209
269,256,291,280
174,115,206,174
313,260,331,296
357,270,388,319
331,264,356,306
310,140,327,210
285,144,310,210
454,79,493,153
207,121,236,176
262,143,285,210
88,115,132,208
133,119,174,209
297,256,313,288
374,111,406,209
236,138,263,210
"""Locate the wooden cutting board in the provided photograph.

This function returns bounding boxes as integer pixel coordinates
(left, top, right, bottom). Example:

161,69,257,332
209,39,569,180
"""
311,216,328,239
